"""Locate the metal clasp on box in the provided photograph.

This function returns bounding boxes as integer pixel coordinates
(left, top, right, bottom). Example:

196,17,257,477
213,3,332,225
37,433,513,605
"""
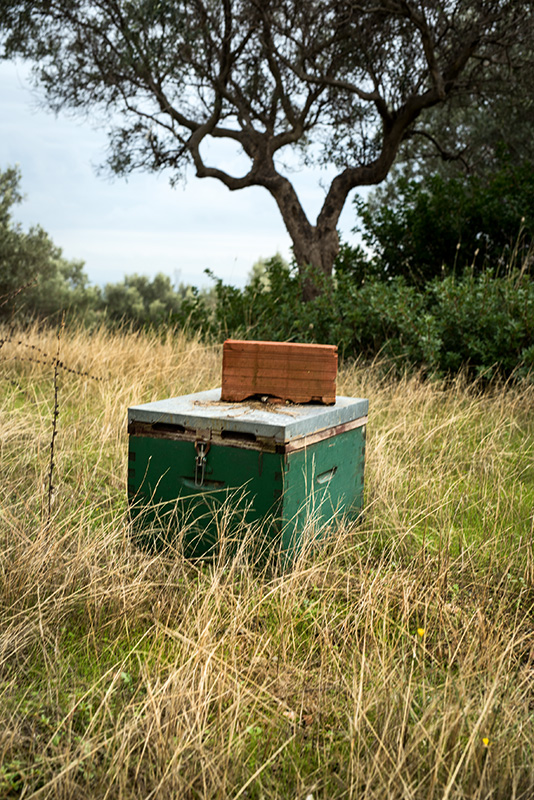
194,440,211,487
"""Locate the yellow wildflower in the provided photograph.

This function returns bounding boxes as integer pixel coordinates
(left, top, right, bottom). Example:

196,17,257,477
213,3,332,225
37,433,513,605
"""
417,628,425,638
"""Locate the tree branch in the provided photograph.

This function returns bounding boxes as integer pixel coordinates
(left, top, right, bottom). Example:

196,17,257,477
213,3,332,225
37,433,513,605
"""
405,129,470,169
398,0,447,99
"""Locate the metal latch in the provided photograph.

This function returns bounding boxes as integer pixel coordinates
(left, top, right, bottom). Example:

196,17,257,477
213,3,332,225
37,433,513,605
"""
194,440,211,487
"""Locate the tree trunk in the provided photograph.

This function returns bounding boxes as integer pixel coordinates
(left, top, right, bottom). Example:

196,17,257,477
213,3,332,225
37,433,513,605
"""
291,225,340,301
265,111,431,301
267,175,342,301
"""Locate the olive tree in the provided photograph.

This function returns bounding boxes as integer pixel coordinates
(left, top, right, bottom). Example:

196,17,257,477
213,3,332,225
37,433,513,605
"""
2,0,532,298
0,165,99,320
0,165,61,315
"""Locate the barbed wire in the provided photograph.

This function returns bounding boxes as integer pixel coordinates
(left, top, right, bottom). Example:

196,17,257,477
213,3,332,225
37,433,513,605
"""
0,336,103,381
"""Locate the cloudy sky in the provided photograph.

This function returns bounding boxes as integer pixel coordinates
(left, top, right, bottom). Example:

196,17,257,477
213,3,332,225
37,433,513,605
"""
1,59,362,289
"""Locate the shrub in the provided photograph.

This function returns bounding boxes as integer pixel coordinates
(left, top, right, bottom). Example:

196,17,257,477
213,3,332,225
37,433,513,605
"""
350,161,534,284
183,259,534,381
102,273,181,326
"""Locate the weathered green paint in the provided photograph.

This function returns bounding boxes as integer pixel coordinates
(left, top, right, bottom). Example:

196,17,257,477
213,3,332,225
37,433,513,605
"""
128,426,365,561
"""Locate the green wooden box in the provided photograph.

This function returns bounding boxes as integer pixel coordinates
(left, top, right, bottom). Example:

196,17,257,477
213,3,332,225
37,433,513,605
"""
127,389,368,560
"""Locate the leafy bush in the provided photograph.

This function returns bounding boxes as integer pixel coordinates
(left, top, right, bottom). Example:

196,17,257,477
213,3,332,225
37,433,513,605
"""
350,161,534,284
102,272,182,326
20,259,101,321
179,257,534,381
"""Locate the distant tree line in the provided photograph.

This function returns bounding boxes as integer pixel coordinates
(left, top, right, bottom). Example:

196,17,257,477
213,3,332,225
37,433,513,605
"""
0,165,213,326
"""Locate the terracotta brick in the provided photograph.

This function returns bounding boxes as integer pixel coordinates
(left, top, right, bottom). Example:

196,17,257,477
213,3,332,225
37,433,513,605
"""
221,339,337,404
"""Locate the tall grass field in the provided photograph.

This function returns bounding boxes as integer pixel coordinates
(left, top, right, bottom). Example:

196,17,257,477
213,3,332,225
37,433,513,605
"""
1,325,533,799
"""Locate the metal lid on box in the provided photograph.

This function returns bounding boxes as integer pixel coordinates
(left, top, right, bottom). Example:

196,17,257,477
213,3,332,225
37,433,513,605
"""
128,388,368,443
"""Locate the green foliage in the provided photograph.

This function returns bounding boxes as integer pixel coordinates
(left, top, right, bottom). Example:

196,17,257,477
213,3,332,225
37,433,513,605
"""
21,259,101,320
0,165,60,315
4,0,532,290
391,80,534,181
0,164,99,321
1,165,217,328
247,253,290,288
177,257,534,382
351,162,534,284
102,272,181,326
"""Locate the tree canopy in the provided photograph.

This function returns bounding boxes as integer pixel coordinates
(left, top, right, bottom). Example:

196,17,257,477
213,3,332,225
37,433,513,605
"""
374,54,534,185
2,0,533,298
0,165,65,317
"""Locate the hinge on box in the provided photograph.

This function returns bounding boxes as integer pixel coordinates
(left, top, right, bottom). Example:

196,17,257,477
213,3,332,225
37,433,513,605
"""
194,440,211,487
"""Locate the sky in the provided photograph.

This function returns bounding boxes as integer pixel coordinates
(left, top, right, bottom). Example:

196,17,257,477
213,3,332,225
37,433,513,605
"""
0,60,363,290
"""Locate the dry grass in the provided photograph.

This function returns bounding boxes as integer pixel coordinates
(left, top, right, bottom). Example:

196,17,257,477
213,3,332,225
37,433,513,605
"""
0,323,533,799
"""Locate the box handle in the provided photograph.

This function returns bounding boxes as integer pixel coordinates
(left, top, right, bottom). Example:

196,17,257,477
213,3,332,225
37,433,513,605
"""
316,466,337,485
182,476,224,491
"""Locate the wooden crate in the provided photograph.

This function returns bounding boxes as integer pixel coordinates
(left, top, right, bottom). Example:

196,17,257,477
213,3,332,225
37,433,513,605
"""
221,339,337,404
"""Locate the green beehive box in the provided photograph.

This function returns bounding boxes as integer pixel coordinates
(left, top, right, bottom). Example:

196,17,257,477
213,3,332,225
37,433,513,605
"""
127,389,368,559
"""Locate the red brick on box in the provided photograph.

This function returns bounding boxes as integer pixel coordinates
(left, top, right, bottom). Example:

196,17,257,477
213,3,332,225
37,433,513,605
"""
221,339,337,404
